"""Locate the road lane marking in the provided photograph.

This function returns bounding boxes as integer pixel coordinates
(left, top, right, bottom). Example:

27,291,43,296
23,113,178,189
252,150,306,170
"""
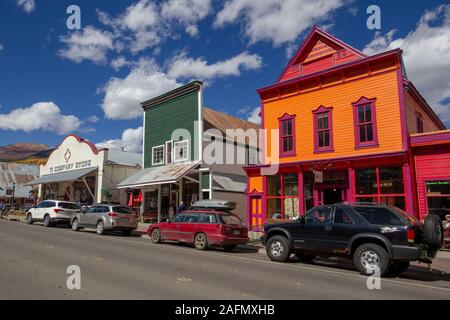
3,220,450,294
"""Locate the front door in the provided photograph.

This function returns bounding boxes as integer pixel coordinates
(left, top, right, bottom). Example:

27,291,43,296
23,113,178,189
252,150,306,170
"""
323,188,343,205
249,195,263,231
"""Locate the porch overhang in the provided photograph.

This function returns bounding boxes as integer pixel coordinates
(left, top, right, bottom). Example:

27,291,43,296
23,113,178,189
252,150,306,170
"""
116,162,200,189
24,167,98,186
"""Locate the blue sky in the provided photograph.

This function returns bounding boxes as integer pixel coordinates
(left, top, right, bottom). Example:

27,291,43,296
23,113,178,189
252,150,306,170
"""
0,0,449,152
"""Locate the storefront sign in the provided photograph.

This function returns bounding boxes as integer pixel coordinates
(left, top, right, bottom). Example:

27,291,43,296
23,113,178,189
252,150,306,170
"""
314,171,323,183
49,160,93,174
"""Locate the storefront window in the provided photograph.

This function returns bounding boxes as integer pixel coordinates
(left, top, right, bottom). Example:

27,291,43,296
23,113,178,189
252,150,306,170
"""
283,174,298,196
266,173,299,220
267,175,281,196
426,181,450,220
356,168,377,195
355,166,406,210
379,167,404,194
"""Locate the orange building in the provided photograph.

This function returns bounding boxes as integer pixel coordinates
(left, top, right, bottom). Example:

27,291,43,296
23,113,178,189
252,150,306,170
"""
244,27,447,231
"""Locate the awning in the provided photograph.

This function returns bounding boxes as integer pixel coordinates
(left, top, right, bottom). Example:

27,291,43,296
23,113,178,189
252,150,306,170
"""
24,167,98,186
212,173,247,193
117,162,199,189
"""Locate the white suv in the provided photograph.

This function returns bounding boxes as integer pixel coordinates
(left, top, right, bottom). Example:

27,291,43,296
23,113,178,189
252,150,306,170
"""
26,200,80,227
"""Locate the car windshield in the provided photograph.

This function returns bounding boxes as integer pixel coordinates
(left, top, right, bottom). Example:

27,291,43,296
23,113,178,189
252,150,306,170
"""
353,206,404,226
58,202,79,210
112,206,135,215
218,214,242,225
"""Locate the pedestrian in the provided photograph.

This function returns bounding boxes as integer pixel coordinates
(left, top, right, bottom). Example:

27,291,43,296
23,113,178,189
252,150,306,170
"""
177,201,187,214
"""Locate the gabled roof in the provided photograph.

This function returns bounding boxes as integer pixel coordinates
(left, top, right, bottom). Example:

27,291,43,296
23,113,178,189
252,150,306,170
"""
203,107,260,134
277,26,366,82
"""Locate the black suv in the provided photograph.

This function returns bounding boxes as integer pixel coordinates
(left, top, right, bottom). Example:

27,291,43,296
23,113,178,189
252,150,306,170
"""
261,202,443,276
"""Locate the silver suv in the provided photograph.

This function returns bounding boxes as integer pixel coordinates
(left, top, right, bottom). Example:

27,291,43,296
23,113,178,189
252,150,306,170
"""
71,204,138,236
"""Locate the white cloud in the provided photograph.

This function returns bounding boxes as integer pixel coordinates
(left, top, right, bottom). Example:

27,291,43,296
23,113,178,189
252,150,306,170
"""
59,26,114,64
167,51,262,80
364,5,450,124
237,106,261,124
101,59,180,120
0,102,81,134
161,0,212,37
214,0,345,46
97,127,143,153
86,115,99,123
16,0,35,13
110,56,131,70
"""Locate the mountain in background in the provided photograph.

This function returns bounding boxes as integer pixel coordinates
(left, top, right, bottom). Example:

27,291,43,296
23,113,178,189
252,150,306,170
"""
0,143,51,165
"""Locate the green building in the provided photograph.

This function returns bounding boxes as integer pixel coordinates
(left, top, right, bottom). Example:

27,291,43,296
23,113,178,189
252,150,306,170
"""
117,81,259,223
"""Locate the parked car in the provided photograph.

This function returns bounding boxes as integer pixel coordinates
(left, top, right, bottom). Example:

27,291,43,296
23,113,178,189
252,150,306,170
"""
71,203,138,236
261,202,444,276
148,210,249,251
26,200,80,227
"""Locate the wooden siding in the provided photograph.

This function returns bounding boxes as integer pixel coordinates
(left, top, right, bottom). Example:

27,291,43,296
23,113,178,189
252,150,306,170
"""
144,91,198,168
405,92,441,134
263,69,403,163
414,145,450,219
248,175,263,193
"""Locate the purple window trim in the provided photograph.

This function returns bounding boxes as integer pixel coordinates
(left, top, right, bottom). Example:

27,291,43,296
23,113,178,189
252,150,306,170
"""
415,112,424,134
352,96,379,149
312,105,334,153
278,113,297,157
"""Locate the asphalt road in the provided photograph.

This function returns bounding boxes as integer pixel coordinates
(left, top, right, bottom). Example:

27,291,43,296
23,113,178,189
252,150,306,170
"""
1,219,450,300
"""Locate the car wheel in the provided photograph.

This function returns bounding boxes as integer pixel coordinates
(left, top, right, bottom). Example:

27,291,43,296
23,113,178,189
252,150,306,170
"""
43,214,52,227
388,261,410,276
26,213,33,225
71,219,80,231
223,244,237,252
96,221,105,235
266,235,290,262
151,228,161,243
295,252,315,263
423,214,444,249
353,243,390,276
194,233,208,250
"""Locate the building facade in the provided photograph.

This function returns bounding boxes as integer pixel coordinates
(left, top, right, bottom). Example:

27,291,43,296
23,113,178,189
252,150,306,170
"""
26,134,142,205
245,27,447,231
0,162,39,208
117,81,259,222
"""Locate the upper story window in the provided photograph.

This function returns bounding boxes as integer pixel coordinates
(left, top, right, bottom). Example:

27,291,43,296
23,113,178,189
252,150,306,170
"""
313,106,334,153
165,141,173,164
352,97,378,149
174,140,189,162
416,113,424,133
152,145,164,165
278,113,296,157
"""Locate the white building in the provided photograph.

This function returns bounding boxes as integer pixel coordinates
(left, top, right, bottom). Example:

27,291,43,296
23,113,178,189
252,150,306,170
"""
26,134,142,205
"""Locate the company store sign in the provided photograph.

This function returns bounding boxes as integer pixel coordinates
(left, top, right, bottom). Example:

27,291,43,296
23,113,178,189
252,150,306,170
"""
49,160,93,174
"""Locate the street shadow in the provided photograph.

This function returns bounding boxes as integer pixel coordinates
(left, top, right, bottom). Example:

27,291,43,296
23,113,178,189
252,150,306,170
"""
151,241,260,253
293,256,450,282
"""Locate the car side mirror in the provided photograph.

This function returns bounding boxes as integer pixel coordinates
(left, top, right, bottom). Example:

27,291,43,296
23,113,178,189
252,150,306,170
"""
81,206,88,214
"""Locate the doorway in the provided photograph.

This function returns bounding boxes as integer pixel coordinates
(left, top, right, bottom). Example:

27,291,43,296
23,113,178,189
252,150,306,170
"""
323,188,343,205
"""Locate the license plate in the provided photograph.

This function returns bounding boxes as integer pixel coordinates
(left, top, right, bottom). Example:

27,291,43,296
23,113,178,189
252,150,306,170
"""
233,230,240,235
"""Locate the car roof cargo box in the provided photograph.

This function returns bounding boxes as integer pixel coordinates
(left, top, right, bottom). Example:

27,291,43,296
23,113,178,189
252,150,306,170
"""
191,199,236,212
